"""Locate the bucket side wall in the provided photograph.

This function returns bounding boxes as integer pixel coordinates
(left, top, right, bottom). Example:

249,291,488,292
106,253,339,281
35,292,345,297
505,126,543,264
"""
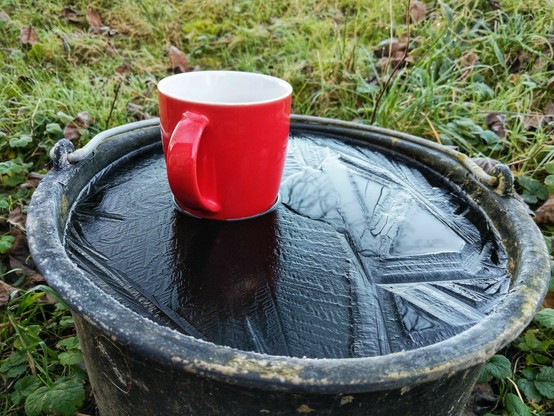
75,315,480,416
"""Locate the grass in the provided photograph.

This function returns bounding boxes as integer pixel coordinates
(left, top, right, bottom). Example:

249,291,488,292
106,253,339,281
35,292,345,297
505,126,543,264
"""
1,0,553,414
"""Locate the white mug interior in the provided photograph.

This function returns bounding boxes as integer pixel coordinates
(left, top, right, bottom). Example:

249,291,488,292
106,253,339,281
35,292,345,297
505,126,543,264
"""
157,71,292,106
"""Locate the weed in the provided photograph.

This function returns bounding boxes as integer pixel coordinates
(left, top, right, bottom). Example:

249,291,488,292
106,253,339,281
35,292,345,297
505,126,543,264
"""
0,286,92,415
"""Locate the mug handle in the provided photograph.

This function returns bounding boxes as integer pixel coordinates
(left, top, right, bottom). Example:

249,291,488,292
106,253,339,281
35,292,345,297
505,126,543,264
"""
166,111,220,213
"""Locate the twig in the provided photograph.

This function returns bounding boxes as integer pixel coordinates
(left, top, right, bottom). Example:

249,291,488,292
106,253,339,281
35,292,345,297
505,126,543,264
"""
384,0,394,74
105,78,123,130
370,0,412,125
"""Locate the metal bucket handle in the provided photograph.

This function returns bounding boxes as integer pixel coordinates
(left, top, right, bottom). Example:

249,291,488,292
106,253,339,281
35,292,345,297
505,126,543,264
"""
49,116,514,197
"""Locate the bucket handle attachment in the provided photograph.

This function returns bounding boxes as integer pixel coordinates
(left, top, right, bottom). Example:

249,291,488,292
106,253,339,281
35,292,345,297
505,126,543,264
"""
49,116,514,197
49,119,161,167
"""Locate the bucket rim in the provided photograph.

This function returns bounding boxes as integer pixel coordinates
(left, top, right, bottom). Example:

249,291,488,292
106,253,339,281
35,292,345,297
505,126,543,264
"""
27,117,549,394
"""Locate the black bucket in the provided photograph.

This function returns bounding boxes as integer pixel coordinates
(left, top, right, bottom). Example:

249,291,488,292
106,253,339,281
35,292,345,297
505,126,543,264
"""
27,116,549,416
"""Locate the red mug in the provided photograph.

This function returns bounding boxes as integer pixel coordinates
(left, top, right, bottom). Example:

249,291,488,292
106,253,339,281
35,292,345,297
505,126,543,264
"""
158,71,292,220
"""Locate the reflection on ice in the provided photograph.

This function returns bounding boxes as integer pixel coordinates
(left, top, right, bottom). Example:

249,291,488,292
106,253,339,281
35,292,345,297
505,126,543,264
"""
65,133,510,358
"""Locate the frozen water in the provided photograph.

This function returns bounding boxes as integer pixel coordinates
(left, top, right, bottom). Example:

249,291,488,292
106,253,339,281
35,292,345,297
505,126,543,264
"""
64,132,510,358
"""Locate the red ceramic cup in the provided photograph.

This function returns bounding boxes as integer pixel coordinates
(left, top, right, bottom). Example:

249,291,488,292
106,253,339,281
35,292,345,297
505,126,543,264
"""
158,71,292,220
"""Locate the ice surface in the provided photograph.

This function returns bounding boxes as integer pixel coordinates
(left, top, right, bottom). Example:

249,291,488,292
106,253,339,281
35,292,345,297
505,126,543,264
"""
64,133,510,358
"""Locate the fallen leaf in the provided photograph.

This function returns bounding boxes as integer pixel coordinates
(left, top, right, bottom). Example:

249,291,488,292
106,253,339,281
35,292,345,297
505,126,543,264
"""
374,38,412,72
143,79,156,96
86,8,102,33
374,39,407,59
410,1,427,23
484,112,507,139
40,292,59,305
522,102,554,132
465,383,498,415
8,206,26,230
129,79,156,116
6,227,26,254
488,0,502,10
0,280,17,307
9,256,45,285
61,7,83,23
461,52,480,67
471,157,501,174
459,52,480,80
4,227,39,284
168,45,191,73
544,292,554,309
534,195,554,225
63,112,94,141
523,113,546,131
115,62,132,76
19,25,38,45
509,51,532,74
544,100,554,116
20,172,44,189
546,75,554,90
105,41,117,54
0,11,9,23
127,103,153,121
532,56,549,73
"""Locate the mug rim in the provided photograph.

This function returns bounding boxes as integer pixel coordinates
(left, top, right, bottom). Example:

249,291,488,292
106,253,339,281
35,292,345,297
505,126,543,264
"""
157,70,293,106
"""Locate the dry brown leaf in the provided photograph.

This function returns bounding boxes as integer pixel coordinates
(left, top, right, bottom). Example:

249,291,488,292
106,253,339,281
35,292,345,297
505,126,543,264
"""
534,195,554,225
471,157,501,174
168,45,191,73
374,39,411,73
19,25,38,45
129,79,156,111
127,103,153,121
61,7,83,23
410,1,427,23
64,111,94,141
5,227,43,287
462,52,480,67
6,227,29,262
509,51,532,74
543,292,554,309
484,112,507,139
544,100,554,116
0,280,17,307
374,39,407,59
546,75,554,90
9,256,45,285
466,383,498,415
377,55,412,71
143,79,156,96
459,52,480,80
522,102,554,131
86,8,102,33
6,227,26,253
105,41,117,55
20,172,44,189
115,63,132,76
8,206,26,230
523,113,545,131
39,292,59,305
